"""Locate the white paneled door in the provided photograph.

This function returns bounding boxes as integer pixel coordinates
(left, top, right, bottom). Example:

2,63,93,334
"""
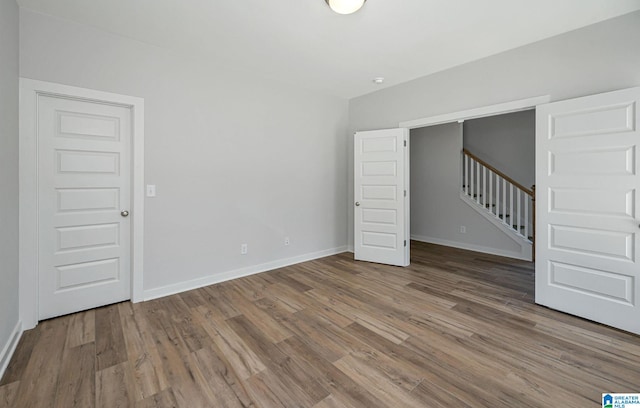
354,128,410,267
38,95,132,320
536,86,640,334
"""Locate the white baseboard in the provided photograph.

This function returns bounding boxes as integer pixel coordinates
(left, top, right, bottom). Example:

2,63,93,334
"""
143,246,349,301
411,234,531,261
0,320,23,381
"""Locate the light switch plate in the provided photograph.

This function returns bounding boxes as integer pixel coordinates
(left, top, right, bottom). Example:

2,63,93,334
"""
146,184,156,197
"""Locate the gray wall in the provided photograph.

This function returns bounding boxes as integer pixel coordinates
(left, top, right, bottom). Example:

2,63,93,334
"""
463,109,535,188
20,9,349,293
348,11,640,248
0,0,20,361
411,123,521,255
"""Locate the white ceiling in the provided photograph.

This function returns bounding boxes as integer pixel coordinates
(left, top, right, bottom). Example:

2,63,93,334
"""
17,0,640,99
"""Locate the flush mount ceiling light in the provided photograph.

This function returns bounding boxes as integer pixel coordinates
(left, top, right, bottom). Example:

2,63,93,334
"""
325,0,366,15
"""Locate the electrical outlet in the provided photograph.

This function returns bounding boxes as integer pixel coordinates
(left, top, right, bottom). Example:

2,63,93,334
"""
284,237,290,246
460,226,467,234
240,243,248,254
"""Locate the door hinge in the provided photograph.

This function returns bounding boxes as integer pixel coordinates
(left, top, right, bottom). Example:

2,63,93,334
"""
404,140,407,147
404,190,407,197
404,240,407,247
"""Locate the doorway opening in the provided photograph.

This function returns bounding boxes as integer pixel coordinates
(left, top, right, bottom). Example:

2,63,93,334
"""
409,109,536,262
404,104,539,307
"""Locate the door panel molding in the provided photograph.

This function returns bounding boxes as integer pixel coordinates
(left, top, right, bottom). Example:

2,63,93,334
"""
19,78,145,329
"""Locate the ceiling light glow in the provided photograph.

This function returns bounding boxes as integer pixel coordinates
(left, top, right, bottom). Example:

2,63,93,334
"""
325,0,366,15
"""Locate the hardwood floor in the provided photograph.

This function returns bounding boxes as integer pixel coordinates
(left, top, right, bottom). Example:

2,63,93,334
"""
2,241,639,407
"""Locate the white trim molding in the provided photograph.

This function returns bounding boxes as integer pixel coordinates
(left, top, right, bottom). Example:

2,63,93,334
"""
399,95,550,129
0,321,23,380
144,246,349,301
19,78,145,330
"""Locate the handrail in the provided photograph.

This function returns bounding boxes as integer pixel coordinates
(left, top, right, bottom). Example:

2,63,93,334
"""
462,148,536,250
462,149,533,196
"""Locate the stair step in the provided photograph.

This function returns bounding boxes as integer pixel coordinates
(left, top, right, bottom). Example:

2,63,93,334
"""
512,225,526,230
498,214,511,219
484,203,496,208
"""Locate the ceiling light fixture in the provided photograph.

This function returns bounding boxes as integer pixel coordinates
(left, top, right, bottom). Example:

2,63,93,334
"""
373,77,384,84
325,0,366,15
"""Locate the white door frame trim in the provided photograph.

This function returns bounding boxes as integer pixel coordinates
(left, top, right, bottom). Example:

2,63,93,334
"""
19,78,145,329
398,95,551,129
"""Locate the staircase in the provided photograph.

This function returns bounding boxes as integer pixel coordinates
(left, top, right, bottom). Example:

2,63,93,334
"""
461,148,535,261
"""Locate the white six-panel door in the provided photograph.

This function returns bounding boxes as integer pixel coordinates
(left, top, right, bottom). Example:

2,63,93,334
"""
536,86,640,334
354,128,409,267
38,94,132,319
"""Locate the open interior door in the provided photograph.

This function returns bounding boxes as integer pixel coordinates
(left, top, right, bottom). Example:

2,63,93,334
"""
536,86,640,334
354,128,409,267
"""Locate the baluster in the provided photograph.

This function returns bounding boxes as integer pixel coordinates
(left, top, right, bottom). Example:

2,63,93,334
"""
524,191,529,239
496,175,500,219
509,184,514,232
476,161,480,204
469,158,472,196
482,166,487,208
517,189,522,235
503,179,507,224
488,170,493,215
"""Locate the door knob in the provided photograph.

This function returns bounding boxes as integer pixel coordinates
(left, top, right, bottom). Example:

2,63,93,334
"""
355,202,361,207
121,210,130,217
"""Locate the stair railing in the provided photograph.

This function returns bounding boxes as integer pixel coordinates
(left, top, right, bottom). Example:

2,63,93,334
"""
461,149,535,248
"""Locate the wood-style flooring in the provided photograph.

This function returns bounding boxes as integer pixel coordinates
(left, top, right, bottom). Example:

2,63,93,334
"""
1,241,639,407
